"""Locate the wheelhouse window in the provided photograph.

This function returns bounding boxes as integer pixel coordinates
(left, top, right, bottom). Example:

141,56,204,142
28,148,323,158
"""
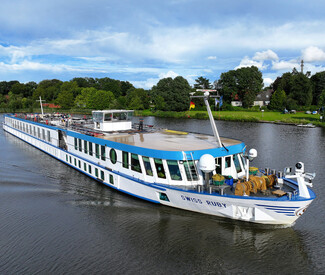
225,156,231,168
142,156,153,176
74,138,78,150
233,154,242,173
122,151,129,168
131,154,142,173
110,149,117,164
184,160,198,181
167,160,182,181
215,157,222,174
154,159,166,179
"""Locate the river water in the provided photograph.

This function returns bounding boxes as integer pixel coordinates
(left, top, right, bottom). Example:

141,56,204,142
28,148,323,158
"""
1,115,324,274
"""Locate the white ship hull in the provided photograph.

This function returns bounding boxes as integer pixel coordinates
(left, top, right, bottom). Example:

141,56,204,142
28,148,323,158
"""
3,120,314,226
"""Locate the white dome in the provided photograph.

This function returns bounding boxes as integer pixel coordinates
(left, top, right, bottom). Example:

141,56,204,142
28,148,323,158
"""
198,154,215,173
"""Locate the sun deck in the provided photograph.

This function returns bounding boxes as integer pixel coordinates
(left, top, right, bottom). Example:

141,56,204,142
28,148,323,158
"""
99,130,242,151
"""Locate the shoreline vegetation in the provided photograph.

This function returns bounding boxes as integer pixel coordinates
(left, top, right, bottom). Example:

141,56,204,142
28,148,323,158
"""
135,109,325,128
1,108,324,128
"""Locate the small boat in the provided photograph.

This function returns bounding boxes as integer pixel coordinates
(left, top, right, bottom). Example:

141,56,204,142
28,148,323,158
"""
2,91,316,226
297,123,316,128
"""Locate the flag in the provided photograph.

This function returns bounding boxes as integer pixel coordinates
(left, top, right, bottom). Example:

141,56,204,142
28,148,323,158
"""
215,98,219,106
189,101,195,110
219,96,223,107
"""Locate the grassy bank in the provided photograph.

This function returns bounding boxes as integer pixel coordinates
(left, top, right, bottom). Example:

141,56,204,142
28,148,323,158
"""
136,110,325,127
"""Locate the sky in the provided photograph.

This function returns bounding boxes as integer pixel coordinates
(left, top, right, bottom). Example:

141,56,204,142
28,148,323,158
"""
1,0,325,89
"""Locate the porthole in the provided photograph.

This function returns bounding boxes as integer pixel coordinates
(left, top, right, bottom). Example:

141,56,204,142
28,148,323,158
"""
110,149,117,164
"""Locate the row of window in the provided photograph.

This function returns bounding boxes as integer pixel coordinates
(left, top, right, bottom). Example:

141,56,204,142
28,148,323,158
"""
73,137,198,182
9,118,51,143
74,138,106,161
65,154,114,185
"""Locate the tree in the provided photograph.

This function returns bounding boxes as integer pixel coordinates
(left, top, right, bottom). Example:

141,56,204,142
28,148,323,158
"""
33,79,62,101
126,88,150,110
194,77,212,89
151,76,191,111
310,71,325,105
290,73,312,106
56,90,74,109
217,66,263,107
74,87,114,109
269,90,287,110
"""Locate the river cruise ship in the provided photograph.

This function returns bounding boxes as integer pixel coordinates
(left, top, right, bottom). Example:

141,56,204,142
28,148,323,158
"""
2,92,316,225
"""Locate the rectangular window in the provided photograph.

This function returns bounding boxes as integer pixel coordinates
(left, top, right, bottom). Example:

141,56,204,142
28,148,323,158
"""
78,160,81,168
84,140,88,154
167,160,182,181
78,139,82,152
88,165,92,174
69,156,72,164
33,126,36,136
37,128,40,138
184,161,198,181
74,138,78,150
109,174,114,185
89,142,93,156
233,154,242,173
122,151,129,168
42,129,45,140
95,144,100,158
225,156,231,168
100,170,105,181
66,155,68,162
142,156,153,176
74,158,77,166
101,145,106,161
84,162,87,171
95,168,99,178
215,157,222,174
131,154,142,173
47,130,51,142
154,159,166,179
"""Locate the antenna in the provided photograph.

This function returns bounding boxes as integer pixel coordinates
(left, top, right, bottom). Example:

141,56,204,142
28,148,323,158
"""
36,96,45,116
191,89,222,147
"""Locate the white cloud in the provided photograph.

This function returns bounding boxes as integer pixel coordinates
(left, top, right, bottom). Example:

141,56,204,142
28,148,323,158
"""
271,60,299,71
158,70,179,79
207,56,217,60
253,50,278,61
263,77,273,87
302,46,325,62
235,56,267,70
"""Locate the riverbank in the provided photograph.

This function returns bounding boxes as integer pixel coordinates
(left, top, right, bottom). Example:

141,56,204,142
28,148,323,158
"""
136,110,325,128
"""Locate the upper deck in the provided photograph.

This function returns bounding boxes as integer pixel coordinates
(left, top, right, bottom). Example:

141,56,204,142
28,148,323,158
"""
100,130,241,151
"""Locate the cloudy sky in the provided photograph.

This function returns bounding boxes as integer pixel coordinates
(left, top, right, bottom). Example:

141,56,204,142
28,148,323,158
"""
1,0,325,89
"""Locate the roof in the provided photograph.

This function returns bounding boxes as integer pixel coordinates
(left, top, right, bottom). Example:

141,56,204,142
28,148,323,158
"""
101,130,242,151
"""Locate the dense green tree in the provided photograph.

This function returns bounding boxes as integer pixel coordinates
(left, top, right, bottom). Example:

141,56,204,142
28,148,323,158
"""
74,87,114,109
194,76,212,89
290,73,312,106
0,81,19,95
33,79,62,101
151,76,191,111
56,90,74,109
126,88,150,110
269,90,287,110
217,66,263,107
61,81,81,98
310,71,325,105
